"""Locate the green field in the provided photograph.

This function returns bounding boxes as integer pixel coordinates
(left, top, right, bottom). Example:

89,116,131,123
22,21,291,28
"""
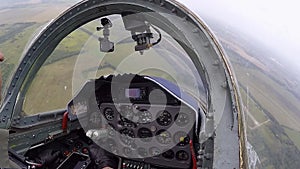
283,126,300,150
0,22,43,98
223,36,300,168
14,17,199,115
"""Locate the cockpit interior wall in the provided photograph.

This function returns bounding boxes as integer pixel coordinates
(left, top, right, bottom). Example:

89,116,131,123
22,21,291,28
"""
0,129,9,168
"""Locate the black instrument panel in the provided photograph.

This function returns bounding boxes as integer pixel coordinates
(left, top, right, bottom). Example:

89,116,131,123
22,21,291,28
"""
66,75,198,169
98,103,195,169
93,75,196,169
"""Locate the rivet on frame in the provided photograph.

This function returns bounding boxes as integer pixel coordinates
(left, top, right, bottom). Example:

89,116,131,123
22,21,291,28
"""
204,42,210,48
213,60,220,66
192,29,199,33
221,81,228,88
172,8,177,13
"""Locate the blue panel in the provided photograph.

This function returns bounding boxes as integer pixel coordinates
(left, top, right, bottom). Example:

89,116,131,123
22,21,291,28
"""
147,76,199,111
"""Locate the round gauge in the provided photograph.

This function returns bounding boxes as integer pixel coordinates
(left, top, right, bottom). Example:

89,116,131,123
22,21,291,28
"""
175,113,190,127
138,147,148,157
176,150,189,161
130,142,137,150
138,128,153,142
138,110,152,124
104,138,118,154
120,105,134,121
104,108,114,121
156,111,172,126
119,116,137,128
123,147,132,156
156,130,172,145
74,141,83,149
162,149,175,159
173,131,190,146
120,128,135,145
149,147,161,157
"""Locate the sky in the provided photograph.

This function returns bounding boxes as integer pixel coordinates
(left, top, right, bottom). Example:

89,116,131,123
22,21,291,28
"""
179,0,300,71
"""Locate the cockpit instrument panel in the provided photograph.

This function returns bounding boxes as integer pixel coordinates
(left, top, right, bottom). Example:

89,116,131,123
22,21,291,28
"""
65,74,199,169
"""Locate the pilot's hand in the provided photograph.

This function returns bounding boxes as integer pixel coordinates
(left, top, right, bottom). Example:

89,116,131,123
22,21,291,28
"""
88,143,118,169
34,149,61,166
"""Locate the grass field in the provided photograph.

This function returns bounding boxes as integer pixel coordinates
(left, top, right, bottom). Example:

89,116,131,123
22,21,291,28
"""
232,62,300,131
223,38,300,168
0,1,75,24
19,17,200,115
22,55,76,114
283,126,300,150
0,22,43,98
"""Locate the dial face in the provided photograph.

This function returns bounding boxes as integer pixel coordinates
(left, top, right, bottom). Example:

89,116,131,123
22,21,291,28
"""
119,116,137,128
120,128,135,145
138,110,152,123
103,138,118,154
138,127,153,142
156,111,172,126
175,112,190,127
156,130,172,145
74,141,83,149
138,147,148,157
120,105,134,121
123,147,132,156
149,147,161,157
173,131,190,146
104,108,114,121
176,150,189,161
162,149,175,159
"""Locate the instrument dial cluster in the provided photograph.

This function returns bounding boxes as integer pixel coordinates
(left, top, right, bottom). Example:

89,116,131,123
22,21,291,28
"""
156,110,172,126
104,107,115,121
68,75,200,169
97,102,195,168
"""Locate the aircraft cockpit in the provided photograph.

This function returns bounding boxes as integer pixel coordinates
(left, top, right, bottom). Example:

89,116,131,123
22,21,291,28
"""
23,73,201,169
0,1,245,169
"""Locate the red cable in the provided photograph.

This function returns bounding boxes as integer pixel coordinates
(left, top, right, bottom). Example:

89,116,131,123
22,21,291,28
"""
189,140,197,169
62,112,68,132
